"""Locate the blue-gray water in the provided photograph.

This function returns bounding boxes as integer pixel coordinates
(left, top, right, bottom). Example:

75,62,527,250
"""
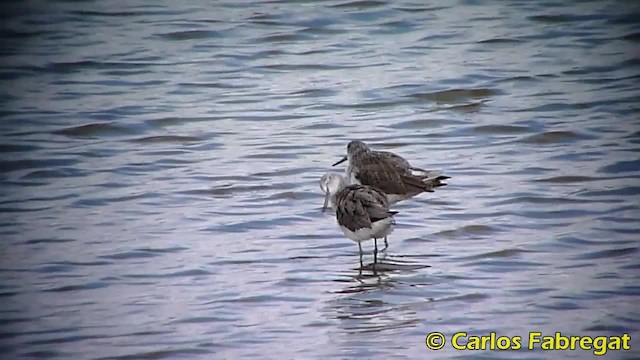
1,1,639,359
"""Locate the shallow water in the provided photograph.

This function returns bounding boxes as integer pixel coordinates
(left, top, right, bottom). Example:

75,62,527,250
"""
1,0,639,359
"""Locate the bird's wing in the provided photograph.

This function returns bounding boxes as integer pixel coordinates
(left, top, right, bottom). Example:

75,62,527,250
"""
335,185,396,231
335,186,373,232
355,155,435,195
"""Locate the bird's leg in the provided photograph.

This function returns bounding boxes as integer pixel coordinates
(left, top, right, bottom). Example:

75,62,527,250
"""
374,238,378,265
358,242,363,269
383,236,388,251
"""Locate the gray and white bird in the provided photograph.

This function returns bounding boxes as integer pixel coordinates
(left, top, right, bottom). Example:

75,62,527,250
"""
320,172,397,268
332,140,450,204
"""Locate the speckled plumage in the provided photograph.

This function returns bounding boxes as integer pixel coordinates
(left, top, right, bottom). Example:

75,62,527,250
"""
334,140,450,204
320,173,398,267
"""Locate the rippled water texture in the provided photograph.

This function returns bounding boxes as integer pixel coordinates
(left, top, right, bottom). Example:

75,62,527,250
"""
1,0,639,359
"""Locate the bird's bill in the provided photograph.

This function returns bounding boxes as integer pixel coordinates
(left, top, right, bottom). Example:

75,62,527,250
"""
322,191,330,212
332,156,347,166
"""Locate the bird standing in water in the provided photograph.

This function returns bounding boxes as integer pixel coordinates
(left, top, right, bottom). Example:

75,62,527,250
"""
320,172,397,268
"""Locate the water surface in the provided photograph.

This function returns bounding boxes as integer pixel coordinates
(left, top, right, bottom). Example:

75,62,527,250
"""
1,0,639,359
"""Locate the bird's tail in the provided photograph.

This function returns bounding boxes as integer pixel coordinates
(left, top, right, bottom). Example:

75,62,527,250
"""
408,167,442,178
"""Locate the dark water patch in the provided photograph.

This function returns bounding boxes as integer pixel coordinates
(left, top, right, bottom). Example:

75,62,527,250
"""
432,225,498,239
299,26,347,36
460,248,534,261
409,88,497,102
594,226,639,235
158,30,220,41
178,81,251,90
527,14,585,24
488,196,592,206
96,348,211,360
444,101,486,112
243,152,304,160
0,28,48,40
128,135,203,143
258,63,363,71
289,88,338,98
500,166,553,176
262,191,316,201
536,300,582,311
511,287,554,296
583,323,635,333
370,20,417,34
251,167,318,176
330,0,386,8
598,159,640,174
520,131,592,144
298,122,347,130
77,191,161,206
0,143,40,153
124,269,213,279
26,334,106,345
70,198,108,208
0,326,78,340
70,9,182,17
464,259,546,272
247,12,283,22
36,263,75,273
21,350,70,358
178,188,261,200
43,281,110,293
23,238,75,245
556,235,632,247
284,233,340,242
607,12,640,25
579,187,640,197
0,157,79,174
44,61,152,74
477,38,523,44
255,33,311,43
144,116,217,127
337,99,407,109
22,167,87,179
434,293,490,304
213,216,309,233
545,150,605,162
514,102,581,112
360,262,430,272
40,261,113,267
621,32,640,42
388,118,467,129
534,175,598,183
494,75,540,84
517,208,602,219
393,5,448,12
471,125,530,134
573,247,638,261
0,317,31,325
170,316,239,325
216,294,312,304
621,262,640,270
135,246,188,254
98,251,163,260
0,205,53,213
53,123,134,138
234,114,314,122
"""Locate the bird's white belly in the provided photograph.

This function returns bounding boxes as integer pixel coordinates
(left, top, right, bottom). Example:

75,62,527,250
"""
339,217,395,243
